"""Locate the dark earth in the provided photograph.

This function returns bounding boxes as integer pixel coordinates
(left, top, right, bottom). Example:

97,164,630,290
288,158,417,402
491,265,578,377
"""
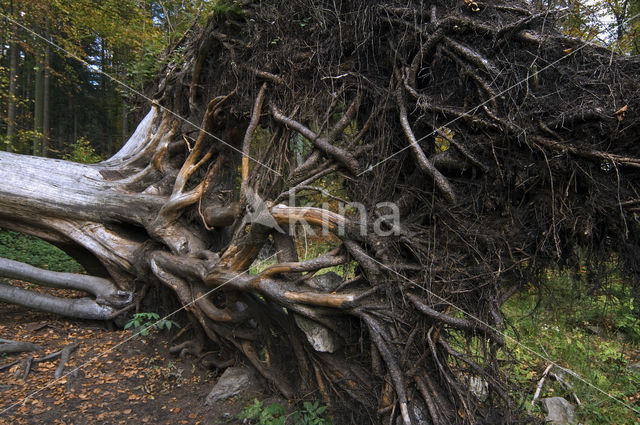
0,280,284,425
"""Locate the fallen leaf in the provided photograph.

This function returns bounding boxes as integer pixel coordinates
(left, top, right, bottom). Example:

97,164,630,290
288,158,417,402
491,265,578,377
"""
615,105,628,121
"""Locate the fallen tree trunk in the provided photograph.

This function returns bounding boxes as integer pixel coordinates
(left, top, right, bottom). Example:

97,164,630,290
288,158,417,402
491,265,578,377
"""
1,1,640,423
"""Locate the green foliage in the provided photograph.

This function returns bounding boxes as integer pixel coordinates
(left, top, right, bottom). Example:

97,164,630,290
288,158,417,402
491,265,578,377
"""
63,137,102,164
0,130,44,155
293,401,333,425
294,17,312,28
127,40,165,90
503,270,640,424
209,0,244,22
239,399,286,425
239,399,332,425
545,0,640,53
0,229,83,273
124,312,180,337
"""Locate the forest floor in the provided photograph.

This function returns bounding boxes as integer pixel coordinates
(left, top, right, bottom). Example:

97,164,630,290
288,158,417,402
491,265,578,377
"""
0,281,278,425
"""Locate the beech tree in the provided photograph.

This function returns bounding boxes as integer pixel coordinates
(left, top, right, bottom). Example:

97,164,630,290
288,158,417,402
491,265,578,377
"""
2,1,640,423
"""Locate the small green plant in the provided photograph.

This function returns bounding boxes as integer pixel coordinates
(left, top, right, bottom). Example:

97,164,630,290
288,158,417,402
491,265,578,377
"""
239,399,285,425
239,399,332,425
63,137,102,164
299,17,312,28
293,401,333,425
124,312,180,336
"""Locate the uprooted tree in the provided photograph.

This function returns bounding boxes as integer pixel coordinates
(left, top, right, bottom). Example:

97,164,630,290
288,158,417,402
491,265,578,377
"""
1,0,640,423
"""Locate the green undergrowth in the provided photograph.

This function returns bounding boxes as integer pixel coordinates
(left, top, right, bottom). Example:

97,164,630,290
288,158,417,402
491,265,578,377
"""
250,234,356,279
239,399,332,425
0,228,84,273
503,270,640,424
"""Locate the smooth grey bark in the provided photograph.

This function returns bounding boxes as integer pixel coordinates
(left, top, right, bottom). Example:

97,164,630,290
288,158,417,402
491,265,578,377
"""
0,151,164,224
0,258,131,306
0,282,115,320
0,338,42,354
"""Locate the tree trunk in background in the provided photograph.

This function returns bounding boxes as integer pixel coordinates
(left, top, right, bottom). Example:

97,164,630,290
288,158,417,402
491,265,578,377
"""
6,19,18,151
121,101,127,146
42,30,51,157
33,46,44,156
100,39,108,156
121,67,128,147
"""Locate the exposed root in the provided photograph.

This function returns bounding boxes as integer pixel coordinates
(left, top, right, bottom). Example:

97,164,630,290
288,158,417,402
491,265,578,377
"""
0,339,42,355
270,105,361,175
396,86,456,203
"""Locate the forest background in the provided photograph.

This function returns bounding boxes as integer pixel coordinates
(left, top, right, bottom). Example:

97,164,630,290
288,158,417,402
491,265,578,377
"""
1,0,639,160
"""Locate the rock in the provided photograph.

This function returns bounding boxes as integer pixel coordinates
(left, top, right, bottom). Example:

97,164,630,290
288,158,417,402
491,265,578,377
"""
394,400,430,425
540,397,577,424
469,376,489,401
615,330,629,342
205,367,262,405
257,240,276,261
585,325,604,336
308,272,342,292
294,314,341,353
628,361,640,372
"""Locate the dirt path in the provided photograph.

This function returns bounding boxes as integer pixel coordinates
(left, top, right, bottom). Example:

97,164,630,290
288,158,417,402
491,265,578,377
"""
0,282,266,425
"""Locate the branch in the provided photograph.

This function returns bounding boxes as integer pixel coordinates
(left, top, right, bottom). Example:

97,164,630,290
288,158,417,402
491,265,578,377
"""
271,105,361,175
0,282,115,320
0,257,132,307
396,87,456,203
407,293,502,343
534,136,640,168
361,314,412,425
531,363,553,407
54,343,78,379
259,251,347,278
172,94,232,196
0,339,42,354
443,37,499,77
247,68,286,86
269,204,352,236
242,83,268,196
409,26,447,88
